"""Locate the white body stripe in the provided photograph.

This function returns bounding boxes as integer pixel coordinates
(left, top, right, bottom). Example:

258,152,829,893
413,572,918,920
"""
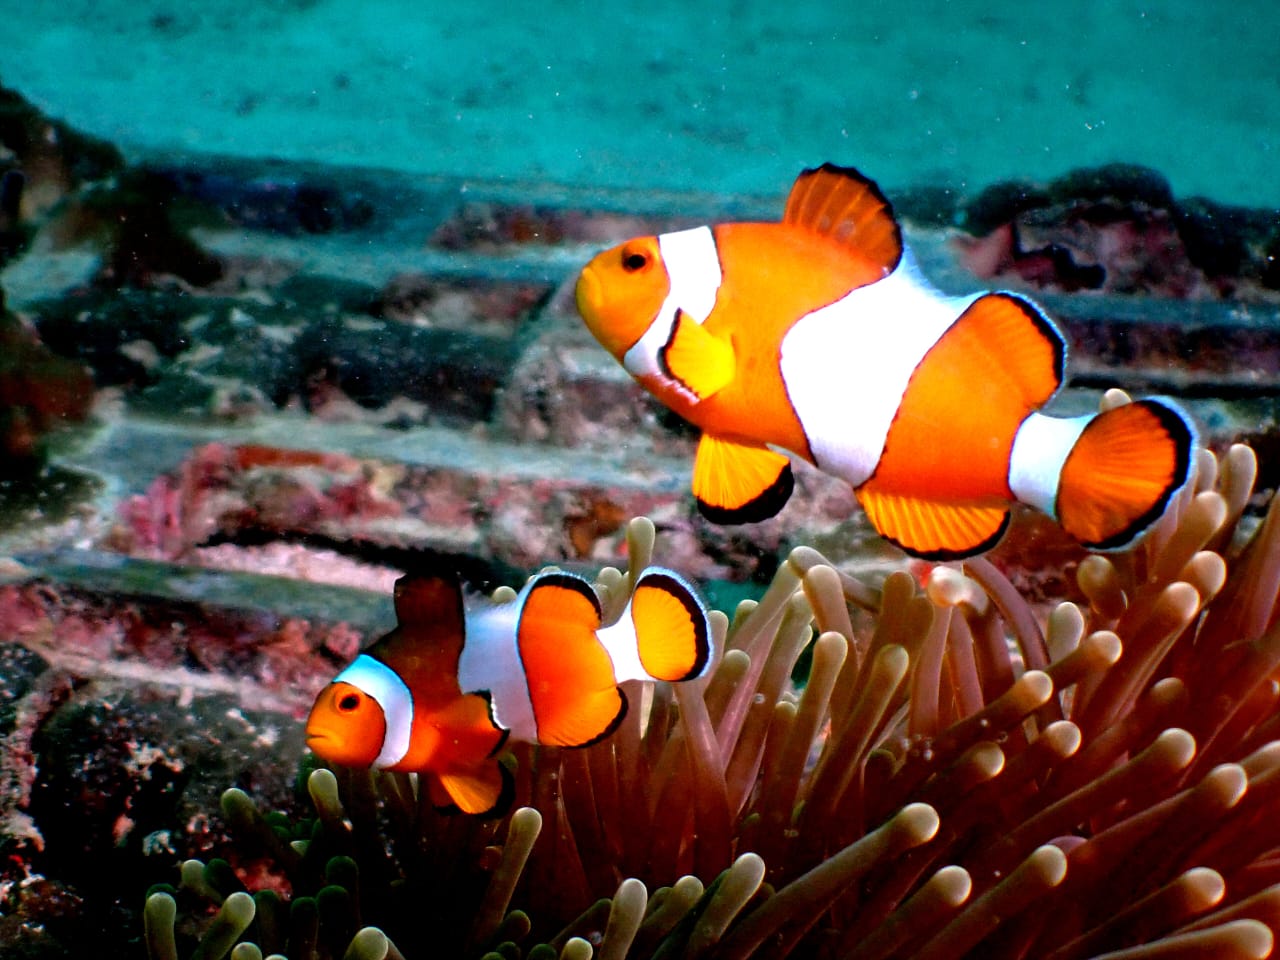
596,600,644,681
334,654,414,768
623,226,722,390
780,253,980,488
456,593,537,741
1009,411,1092,518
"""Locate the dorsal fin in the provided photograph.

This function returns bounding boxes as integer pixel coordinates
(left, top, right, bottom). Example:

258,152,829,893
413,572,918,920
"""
393,573,465,634
376,573,467,701
783,163,903,275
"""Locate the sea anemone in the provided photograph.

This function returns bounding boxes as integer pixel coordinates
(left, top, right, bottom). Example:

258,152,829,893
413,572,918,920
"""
147,422,1280,959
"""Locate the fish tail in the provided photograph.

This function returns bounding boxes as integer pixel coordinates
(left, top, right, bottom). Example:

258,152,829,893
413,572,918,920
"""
1052,398,1196,550
605,567,714,683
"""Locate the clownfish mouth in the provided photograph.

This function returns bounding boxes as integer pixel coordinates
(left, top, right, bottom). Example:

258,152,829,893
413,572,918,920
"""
305,730,335,754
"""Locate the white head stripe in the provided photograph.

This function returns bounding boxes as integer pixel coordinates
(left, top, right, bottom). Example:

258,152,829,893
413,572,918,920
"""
623,226,722,386
333,654,414,768
781,252,976,487
1009,412,1092,518
659,226,722,324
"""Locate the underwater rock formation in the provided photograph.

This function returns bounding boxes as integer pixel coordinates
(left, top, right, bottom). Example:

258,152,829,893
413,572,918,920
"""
958,162,1280,300
0,292,93,476
2,89,1280,958
0,84,229,290
145,431,1280,959
0,83,123,234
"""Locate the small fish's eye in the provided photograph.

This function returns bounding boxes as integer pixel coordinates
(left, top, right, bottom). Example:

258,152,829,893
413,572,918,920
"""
337,692,361,712
622,250,649,272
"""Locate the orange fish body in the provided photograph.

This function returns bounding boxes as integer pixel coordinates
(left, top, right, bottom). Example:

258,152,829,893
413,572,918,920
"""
305,566,712,815
576,164,1195,559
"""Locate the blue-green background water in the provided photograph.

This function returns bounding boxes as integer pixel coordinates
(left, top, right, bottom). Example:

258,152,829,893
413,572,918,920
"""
2,0,1276,207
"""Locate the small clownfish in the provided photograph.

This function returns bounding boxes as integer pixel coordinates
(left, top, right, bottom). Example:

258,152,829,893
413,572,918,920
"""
575,163,1196,560
305,565,712,816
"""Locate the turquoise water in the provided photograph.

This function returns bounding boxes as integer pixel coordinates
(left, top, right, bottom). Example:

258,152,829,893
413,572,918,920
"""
2,0,1276,206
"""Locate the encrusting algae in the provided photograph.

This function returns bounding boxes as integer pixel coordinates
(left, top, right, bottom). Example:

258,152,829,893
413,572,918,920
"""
147,404,1280,960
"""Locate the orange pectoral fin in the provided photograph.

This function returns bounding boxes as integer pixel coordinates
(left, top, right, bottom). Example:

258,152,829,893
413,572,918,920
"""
783,164,903,275
857,486,1010,560
630,568,713,682
660,310,736,401
693,433,794,525
428,763,514,817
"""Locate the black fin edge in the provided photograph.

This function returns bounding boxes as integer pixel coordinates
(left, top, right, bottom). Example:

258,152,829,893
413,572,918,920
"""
658,308,693,394
696,461,794,525
474,690,511,759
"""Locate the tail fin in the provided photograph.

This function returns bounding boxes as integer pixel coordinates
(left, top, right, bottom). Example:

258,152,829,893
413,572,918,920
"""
1056,398,1196,550
601,567,713,683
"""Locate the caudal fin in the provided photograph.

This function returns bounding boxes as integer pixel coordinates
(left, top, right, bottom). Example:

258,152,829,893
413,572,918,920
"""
1056,398,1196,550
600,567,713,683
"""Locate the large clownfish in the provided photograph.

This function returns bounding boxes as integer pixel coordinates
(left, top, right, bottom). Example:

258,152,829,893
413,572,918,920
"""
575,163,1196,559
305,565,712,815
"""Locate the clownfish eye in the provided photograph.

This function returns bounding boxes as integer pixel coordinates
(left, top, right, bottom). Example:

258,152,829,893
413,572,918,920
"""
337,692,361,712
622,249,649,272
